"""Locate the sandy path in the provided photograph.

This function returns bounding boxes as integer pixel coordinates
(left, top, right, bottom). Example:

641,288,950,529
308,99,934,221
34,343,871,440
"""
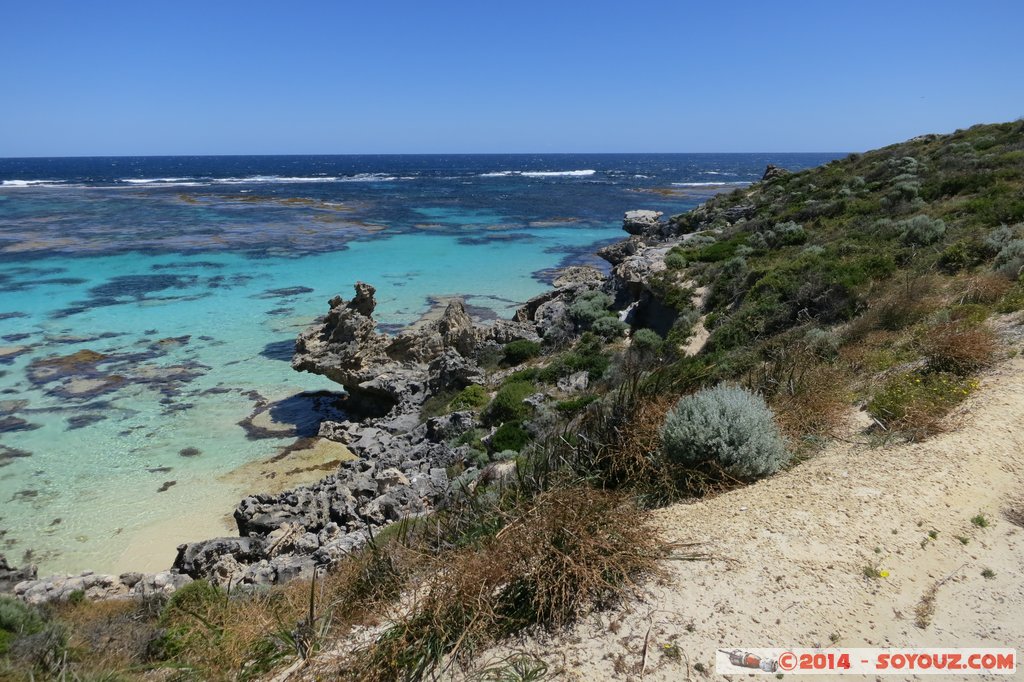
471,352,1024,680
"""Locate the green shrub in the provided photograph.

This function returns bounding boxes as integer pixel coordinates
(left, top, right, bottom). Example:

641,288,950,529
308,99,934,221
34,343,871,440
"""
490,421,531,452
475,344,504,370
482,380,536,426
867,372,978,438
160,579,222,626
0,596,45,654
419,388,459,420
449,384,490,411
689,234,747,262
455,428,485,450
994,238,1024,278
996,282,1024,313
506,367,540,382
898,215,946,245
631,328,664,356
660,384,789,480
949,304,990,324
774,221,807,246
538,333,611,382
939,239,988,272
554,395,599,414
502,340,541,366
664,251,687,270
568,290,615,326
591,315,628,339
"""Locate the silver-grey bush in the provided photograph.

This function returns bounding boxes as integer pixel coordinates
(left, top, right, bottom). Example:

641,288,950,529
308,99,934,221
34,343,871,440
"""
660,384,789,480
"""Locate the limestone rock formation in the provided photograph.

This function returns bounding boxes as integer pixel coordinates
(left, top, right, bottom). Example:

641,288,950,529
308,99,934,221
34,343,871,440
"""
622,209,665,236
761,164,790,182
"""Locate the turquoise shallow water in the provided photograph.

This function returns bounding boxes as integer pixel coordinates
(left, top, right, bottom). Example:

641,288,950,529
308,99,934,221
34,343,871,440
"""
0,153,841,574
0,227,615,573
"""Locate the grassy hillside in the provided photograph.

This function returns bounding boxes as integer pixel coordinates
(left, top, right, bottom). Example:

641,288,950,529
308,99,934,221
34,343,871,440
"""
2,121,1022,681
656,120,1024,442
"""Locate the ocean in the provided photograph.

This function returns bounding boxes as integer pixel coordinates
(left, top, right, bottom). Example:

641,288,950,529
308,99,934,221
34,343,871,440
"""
0,153,840,575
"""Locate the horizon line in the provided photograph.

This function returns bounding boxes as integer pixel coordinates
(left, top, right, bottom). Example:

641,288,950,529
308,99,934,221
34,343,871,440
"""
0,150,851,161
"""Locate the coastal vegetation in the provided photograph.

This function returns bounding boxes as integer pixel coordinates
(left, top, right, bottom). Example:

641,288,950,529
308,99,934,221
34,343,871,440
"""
3,120,1023,680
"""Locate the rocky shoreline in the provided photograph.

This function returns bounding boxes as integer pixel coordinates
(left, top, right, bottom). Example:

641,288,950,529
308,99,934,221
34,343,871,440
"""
3,202,715,604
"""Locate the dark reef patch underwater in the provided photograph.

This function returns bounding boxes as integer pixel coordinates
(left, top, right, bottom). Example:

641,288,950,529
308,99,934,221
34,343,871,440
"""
0,153,837,573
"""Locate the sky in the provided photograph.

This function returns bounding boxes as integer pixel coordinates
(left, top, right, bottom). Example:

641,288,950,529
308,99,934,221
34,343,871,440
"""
1,0,1022,156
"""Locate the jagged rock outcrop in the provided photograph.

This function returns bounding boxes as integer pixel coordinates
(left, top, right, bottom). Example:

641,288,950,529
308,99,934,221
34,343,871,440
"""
294,282,535,415
0,555,36,593
622,210,665,236
597,236,644,266
761,163,790,182
13,569,192,605
514,265,605,338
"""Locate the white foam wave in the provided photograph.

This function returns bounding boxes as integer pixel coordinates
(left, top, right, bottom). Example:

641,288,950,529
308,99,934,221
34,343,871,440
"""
480,169,597,178
211,175,326,184
338,173,399,182
121,177,196,184
671,181,750,187
523,169,596,177
208,173,402,184
1,179,64,187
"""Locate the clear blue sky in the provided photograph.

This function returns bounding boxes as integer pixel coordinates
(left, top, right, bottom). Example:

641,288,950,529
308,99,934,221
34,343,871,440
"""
1,0,1022,156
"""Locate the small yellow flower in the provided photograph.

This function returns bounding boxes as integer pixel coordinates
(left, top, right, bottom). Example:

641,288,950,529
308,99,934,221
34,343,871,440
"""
880,570,890,578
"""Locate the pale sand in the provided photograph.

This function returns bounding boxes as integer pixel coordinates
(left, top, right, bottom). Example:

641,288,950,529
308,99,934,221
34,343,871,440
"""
117,437,355,573
117,498,238,573
220,437,356,496
468,346,1024,680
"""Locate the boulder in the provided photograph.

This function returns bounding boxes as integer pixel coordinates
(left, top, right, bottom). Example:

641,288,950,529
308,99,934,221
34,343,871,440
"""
622,210,664,236
597,236,644,266
761,164,790,182
0,554,37,593
173,536,268,578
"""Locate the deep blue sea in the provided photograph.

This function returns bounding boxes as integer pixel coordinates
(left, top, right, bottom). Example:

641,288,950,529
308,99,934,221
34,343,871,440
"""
0,153,840,574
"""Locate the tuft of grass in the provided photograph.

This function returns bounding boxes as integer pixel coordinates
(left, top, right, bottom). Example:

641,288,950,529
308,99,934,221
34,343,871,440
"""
862,564,887,579
1003,500,1024,528
915,584,938,629
347,486,666,681
971,514,990,528
476,653,550,681
918,321,996,375
981,568,996,579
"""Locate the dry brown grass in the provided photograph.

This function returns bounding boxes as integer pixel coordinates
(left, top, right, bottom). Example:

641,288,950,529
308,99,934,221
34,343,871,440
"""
1004,498,1024,529
740,336,851,439
955,272,1013,305
147,537,416,680
345,486,666,681
593,395,679,496
914,583,939,629
919,321,997,374
767,364,850,439
846,275,945,338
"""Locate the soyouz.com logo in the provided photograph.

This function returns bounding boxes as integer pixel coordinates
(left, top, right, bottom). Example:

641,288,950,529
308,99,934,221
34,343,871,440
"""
716,648,1016,675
